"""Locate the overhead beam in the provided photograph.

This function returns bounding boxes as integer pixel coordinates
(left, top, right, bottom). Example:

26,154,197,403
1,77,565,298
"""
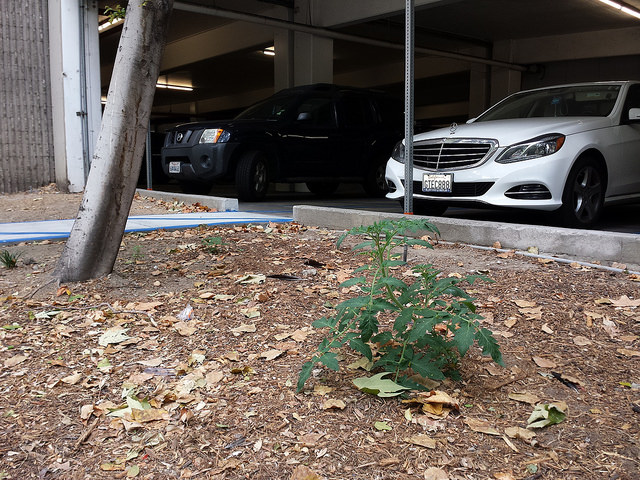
312,0,464,27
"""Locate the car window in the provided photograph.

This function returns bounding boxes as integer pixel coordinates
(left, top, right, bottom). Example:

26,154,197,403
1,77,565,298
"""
623,84,640,121
339,95,375,128
235,94,300,121
295,97,337,128
476,84,621,121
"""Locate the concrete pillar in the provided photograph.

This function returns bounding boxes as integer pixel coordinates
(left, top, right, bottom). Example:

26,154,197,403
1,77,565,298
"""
293,33,333,85
490,40,522,105
48,0,101,192
469,64,489,118
274,29,294,91
293,0,333,85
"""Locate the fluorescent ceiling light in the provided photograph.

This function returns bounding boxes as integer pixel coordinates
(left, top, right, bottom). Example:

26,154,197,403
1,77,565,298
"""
156,83,193,91
596,0,640,18
263,46,275,56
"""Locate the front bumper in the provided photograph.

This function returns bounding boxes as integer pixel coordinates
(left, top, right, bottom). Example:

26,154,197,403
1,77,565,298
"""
385,153,570,211
161,143,237,183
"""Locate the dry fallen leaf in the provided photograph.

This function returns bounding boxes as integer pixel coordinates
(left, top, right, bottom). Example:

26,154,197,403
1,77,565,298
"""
322,399,346,410
464,417,501,436
520,306,543,319
514,299,536,308
424,466,449,480
504,317,518,329
406,434,437,449
617,348,640,357
602,318,619,338
61,372,83,385
494,471,517,480
231,323,257,336
313,385,334,396
136,357,163,367
573,336,592,346
205,370,224,385
611,295,640,308
541,323,554,334
260,349,284,361
296,432,325,447
4,354,27,368
290,465,324,480
508,392,540,405
173,321,197,336
504,426,537,442
532,356,557,368
403,390,459,417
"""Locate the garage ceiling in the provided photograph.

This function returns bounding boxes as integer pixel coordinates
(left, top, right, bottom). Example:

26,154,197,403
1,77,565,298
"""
99,0,640,121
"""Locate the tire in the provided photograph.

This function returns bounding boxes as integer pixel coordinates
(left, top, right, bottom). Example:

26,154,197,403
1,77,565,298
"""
559,157,605,228
235,151,269,201
306,181,339,197
363,161,389,197
412,200,448,217
179,182,211,195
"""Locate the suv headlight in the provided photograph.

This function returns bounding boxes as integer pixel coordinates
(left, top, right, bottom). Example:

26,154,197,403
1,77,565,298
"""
391,141,405,163
199,128,230,144
496,134,565,164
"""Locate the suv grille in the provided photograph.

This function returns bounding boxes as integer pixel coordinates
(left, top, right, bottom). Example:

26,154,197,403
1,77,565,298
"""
413,138,497,170
165,130,195,146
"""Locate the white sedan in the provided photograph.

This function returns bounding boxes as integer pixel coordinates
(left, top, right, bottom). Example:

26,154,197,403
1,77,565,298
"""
385,81,640,228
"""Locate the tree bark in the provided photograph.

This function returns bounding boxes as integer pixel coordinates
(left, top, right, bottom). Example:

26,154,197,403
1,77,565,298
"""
54,0,173,282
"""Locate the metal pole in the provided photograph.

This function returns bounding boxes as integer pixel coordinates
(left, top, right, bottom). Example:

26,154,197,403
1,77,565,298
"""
145,122,153,190
403,0,414,214
78,0,91,181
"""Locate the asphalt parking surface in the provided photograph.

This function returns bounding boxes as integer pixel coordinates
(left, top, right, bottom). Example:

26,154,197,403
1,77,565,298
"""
151,182,640,235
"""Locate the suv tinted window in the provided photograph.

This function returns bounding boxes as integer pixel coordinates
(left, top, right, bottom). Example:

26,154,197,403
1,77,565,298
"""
235,94,299,121
340,95,375,128
295,97,337,127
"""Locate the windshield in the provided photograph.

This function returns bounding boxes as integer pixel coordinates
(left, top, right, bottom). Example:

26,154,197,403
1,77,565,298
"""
235,94,300,121
476,84,621,122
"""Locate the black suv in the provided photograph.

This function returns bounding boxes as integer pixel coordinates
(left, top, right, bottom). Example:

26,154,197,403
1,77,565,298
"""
161,84,402,201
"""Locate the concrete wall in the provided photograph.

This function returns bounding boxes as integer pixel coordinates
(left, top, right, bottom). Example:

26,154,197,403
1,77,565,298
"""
0,0,55,193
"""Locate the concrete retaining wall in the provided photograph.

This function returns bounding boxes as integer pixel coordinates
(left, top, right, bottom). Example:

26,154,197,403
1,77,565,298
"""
293,206,640,267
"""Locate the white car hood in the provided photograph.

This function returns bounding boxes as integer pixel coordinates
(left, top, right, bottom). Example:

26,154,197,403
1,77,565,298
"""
414,117,613,147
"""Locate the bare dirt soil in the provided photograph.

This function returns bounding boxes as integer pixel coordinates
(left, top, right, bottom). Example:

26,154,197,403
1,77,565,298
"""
0,187,639,479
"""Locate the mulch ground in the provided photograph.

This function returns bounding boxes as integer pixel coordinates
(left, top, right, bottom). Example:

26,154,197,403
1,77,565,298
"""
0,219,639,480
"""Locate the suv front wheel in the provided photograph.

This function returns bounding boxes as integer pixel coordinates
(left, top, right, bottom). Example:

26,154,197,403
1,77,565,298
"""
236,151,269,201
363,161,389,197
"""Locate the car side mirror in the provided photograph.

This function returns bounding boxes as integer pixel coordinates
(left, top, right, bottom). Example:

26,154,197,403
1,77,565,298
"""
296,112,311,122
628,108,640,122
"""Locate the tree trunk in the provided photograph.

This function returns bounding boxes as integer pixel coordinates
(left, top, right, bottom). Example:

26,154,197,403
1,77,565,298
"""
54,0,173,282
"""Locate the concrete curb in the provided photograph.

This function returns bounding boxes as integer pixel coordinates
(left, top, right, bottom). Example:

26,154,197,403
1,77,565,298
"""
293,205,640,267
136,189,239,212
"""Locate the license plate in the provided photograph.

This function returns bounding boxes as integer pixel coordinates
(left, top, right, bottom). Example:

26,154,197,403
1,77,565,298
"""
422,173,453,193
169,161,181,174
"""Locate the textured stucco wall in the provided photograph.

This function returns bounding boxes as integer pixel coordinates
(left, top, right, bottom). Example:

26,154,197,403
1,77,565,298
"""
0,0,55,193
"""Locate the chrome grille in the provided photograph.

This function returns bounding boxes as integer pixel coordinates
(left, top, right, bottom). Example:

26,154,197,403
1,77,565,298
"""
413,138,497,170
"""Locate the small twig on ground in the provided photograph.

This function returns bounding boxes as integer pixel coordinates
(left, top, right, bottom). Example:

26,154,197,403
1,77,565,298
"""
25,278,58,299
487,372,528,391
74,416,100,450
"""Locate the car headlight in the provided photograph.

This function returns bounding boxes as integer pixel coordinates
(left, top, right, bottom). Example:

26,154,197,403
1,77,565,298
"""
391,141,405,163
496,134,565,164
199,128,230,144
